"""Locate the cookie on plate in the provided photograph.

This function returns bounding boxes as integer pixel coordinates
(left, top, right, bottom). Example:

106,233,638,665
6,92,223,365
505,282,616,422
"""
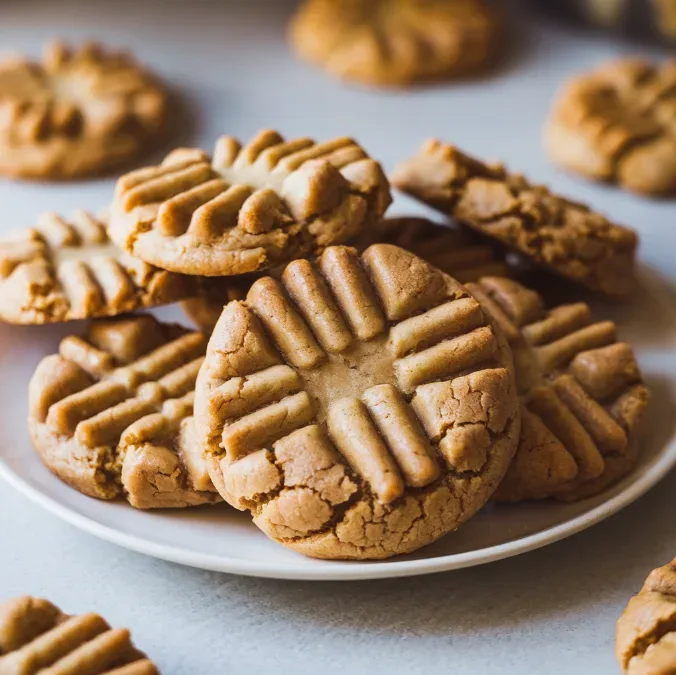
392,140,639,296
546,58,676,196
467,276,649,502
0,211,197,324
28,314,222,509
0,42,168,180
109,130,391,276
0,595,157,674
617,557,676,674
195,244,520,560
357,216,511,282
289,0,502,87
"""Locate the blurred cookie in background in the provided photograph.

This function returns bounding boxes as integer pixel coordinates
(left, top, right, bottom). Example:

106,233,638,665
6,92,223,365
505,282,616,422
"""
546,58,676,197
0,42,168,180
289,0,503,87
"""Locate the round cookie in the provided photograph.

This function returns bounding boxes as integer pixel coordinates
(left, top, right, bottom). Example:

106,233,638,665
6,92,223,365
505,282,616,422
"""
467,276,649,502
28,314,222,509
195,244,520,560
391,139,639,296
545,58,676,197
0,211,197,324
0,596,157,674
0,42,168,180
109,130,391,276
289,0,501,87
617,557,676,674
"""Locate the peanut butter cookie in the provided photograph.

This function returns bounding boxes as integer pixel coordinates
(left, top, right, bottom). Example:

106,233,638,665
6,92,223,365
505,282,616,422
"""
289,0,501,87
0,42,168,180
109,130,391,276
195,244,520,560
28,314,222,509
0,211,197,324
467,276,649,502
0,596,157,674
546,59,676,196
617,557,676,674
392,140,639,296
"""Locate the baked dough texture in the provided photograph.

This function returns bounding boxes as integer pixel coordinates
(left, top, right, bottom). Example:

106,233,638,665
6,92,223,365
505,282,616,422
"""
195,244,520,560
0,211,196,324
546,58,676,196
617,557,676,674
0,595,157,674
0,42,167,179
109,129,391,276
467,277,649,502
391,140,639,296
289,0,501,86
28,314,222,509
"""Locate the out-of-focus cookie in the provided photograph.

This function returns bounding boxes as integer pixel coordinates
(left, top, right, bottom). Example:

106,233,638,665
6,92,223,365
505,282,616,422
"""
0,595,158,674
391,140,639,296
109,130,391,277
546,59,676,196
28,314,222,509
467,276,649,502
0,42,168,180
617,557,676,674
195,244,520,560
357,216,511,282
0,211,197,324
289,0,502,87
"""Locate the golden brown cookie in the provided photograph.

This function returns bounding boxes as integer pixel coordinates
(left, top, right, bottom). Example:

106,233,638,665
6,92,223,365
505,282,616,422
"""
546,58,676,196
194,244,520,560
0,596,158,674
289,0,501,87
392,140,639,296
467,276,649,502
357,216,511,282
617,557,676,674
0,42,168,180
0,211,197,324
109,130,391,276
28,314,222,509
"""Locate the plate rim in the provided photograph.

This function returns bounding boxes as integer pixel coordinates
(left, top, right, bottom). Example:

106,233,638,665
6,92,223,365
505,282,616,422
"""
2,267,676,581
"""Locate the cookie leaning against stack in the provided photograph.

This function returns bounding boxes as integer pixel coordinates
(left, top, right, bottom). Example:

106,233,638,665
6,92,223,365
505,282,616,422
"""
392,139,639,296
195,244,521,560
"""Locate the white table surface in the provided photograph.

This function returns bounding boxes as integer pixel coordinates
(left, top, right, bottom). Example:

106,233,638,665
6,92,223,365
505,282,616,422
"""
1,1,675,673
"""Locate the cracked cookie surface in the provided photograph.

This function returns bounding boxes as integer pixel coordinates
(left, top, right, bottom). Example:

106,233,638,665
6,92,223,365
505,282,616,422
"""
109,129,391,276
195,244,520,560
0,211,197,324
467,276,649,502
289,0,502,87
0,595,157,674
28,313,222,509
0,42,168,180
392,140,639,296
617,557,676,674
546,59,676,196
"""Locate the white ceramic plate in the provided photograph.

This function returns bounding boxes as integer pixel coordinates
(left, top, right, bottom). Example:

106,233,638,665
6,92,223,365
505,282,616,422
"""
2,270,676,581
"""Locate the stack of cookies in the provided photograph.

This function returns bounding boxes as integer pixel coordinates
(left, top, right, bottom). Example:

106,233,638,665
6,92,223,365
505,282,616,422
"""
0,42,651,564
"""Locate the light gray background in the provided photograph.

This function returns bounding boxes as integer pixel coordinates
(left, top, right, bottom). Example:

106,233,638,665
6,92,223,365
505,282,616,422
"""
1,1,675,673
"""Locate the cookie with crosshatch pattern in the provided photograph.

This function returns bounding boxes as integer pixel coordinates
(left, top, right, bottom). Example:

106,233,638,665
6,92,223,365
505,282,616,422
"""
0,596,157,674
195,244,520,560
109,130,391,276
467,277,649,502
28,314,222,509
0,42,168,180
0,211,196,324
